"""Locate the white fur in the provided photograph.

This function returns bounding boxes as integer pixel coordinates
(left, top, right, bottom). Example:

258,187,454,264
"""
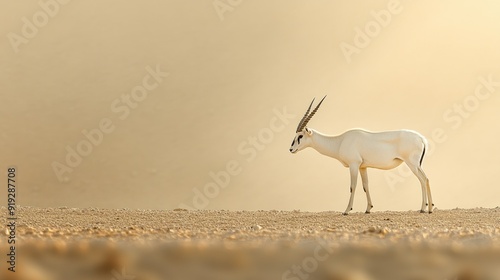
290,128,433,214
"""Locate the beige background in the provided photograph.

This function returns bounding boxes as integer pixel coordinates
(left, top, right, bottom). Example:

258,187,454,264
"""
1,0,499,211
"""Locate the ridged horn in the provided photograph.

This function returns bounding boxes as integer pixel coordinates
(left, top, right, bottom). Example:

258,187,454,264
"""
296,95,326,132
296,98,315,133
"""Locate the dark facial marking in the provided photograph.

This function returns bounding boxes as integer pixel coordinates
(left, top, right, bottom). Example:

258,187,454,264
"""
297,135,303,144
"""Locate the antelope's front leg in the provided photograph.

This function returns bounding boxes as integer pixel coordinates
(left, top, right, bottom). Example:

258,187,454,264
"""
359,168,373,214
343,164,360,215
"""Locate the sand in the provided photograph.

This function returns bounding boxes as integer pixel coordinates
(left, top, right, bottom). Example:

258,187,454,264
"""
1,207,500,280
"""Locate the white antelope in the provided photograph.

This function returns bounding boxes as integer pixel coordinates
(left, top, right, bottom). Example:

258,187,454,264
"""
289,96,434,215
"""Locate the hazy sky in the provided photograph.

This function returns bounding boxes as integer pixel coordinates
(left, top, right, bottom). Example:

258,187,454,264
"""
1,1,500,211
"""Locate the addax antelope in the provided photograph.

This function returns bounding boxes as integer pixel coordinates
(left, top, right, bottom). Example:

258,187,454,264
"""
289,96,434,215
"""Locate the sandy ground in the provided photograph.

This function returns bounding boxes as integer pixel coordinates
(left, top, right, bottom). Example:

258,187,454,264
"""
1,207,500,280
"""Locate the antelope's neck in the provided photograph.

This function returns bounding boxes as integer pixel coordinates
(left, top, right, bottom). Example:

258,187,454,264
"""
310,130,341,159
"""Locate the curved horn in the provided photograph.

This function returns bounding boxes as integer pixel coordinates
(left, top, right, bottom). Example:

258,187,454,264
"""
296,98,315,132
298,95,326,131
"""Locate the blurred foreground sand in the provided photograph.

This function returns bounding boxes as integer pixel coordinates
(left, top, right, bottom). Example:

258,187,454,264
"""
1,207,499,280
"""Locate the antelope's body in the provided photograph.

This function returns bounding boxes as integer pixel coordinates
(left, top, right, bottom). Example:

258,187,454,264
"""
290,97,434,214
308,129,426,170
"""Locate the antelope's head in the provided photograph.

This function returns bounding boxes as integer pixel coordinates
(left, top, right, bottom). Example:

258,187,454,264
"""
289,96,326,154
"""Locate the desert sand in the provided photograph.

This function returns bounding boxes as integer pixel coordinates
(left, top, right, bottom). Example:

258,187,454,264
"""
1,207,499,280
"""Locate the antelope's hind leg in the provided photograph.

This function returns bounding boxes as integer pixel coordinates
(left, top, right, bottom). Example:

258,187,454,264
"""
419,166,433,213
406,161,429,213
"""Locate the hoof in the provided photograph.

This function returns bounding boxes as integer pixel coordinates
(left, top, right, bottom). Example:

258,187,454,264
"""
419,210,426,213
428,211,433,214
365,211,371,214
342,212,349,216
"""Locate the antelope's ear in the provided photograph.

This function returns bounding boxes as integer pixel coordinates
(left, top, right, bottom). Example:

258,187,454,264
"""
305,128,313,136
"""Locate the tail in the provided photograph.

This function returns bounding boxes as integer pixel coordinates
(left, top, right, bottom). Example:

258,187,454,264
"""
419,145,426,166
419,136,428,167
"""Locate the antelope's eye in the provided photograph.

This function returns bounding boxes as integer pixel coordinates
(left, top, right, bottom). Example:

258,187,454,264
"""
297,135,303,144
